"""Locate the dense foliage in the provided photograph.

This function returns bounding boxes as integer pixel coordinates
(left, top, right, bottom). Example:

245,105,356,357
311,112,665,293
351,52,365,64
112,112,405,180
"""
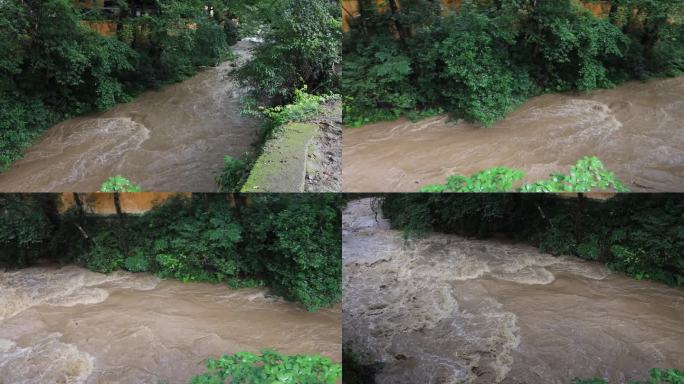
189,349,342,384
0,195,59,267
0,0,237,171
216,155,253,192
234,0,341,105
572,368,684,384
382,194,684,285
342,0,684,126
420,156,628,192
0,193,343,311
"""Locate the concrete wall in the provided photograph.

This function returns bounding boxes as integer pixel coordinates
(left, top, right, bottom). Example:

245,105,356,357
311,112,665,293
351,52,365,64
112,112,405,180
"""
59,193,191,215
73,0,105,9
81,21,118,36
342,0,610,32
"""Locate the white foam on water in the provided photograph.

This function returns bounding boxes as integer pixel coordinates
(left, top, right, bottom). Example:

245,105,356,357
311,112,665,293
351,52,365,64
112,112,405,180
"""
0,334,94,384
343,199,614,383
0,266,160,321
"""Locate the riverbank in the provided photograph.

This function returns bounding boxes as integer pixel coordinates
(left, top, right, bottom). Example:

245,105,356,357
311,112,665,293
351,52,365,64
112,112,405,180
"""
240,98,342,192
0,265,341,383
343,199,684,383
343,76,684,192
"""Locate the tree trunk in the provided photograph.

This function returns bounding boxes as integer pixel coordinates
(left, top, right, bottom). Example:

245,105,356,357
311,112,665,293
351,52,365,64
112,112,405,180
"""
73,193,85,218
387,0,409,48
354,0,369,37
113,192,129,257
574,193,586,249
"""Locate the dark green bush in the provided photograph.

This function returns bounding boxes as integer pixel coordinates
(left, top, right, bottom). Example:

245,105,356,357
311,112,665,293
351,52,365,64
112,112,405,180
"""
264,195,342,309
145,197,243,283
0,194,58,267
80,231,125,273
123,248,150,273
239,194,344,310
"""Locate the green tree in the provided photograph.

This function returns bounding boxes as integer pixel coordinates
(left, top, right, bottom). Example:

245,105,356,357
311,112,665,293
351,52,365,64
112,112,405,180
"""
235,0,341,104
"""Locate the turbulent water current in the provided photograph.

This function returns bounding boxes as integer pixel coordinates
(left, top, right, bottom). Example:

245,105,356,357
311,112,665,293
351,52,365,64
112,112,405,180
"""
0,266,341,383
343,77,684,192
342,198,684,384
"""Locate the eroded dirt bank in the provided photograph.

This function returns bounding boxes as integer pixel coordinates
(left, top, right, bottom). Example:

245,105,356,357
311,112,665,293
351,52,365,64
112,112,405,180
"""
343,199,684,384
343,76,684,192
0,265,341,383
0,40,260,192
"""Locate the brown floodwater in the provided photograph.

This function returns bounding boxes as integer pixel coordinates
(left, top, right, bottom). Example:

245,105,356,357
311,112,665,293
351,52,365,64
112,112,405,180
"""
343,77,684,192
0,40,259,192
343,198,684,384
0,266,341,383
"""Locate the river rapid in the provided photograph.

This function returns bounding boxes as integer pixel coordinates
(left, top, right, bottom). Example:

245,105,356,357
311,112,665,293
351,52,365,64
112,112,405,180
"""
343,198,684,384
0,40,260,192
0,265,341,383
343,77,684,192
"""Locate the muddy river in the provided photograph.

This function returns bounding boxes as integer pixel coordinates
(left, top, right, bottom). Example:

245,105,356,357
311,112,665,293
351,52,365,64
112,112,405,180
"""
343,199,684,383
0,41,259,192
343,77,684,192
0,266,341,383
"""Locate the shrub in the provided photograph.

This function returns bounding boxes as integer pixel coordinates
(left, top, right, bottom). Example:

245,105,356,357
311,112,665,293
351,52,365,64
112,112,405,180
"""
215,155,253,192
342,37,417,126
189,350,342,384
265,196,342,310
100,176,142,192
520,156,629,192
236,194,342,311
420,157,629,193
0,194,57,267
261,87,324,127
234,0,341,104
0,96,56,172
80,231,124,273
145,197,243,283
420,167,525,193
123,248,150,272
